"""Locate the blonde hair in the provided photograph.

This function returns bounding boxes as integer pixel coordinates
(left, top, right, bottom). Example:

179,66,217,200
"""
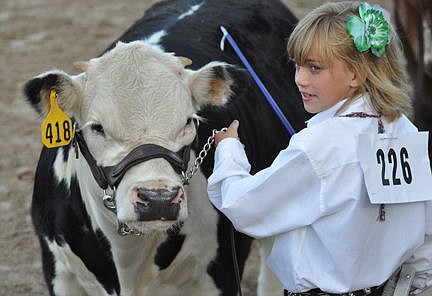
287,1,412,121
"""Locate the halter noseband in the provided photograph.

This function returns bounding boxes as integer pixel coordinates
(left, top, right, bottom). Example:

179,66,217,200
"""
73,126,195,190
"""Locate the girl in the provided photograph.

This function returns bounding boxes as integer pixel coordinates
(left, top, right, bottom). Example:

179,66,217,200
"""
207,2,432,295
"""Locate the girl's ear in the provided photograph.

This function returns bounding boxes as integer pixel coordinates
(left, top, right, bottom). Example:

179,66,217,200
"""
349,65,366,89
350,76,361,88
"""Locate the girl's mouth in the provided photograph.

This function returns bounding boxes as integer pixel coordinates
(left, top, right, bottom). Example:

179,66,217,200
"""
300,91,314,103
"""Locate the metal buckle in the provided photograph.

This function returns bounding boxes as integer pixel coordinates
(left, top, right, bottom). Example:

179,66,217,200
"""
102,187,117,212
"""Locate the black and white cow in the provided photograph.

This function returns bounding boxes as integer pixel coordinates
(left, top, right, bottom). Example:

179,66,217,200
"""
24,0,307,295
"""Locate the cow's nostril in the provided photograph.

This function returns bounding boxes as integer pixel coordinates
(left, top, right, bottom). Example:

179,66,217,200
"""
137,187,178,203
134,186,183,221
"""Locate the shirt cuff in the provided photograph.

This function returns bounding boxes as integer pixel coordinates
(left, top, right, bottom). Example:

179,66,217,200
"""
215,138,250,170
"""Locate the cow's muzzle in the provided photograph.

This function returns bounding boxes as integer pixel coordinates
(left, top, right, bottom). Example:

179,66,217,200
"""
133,186,183,221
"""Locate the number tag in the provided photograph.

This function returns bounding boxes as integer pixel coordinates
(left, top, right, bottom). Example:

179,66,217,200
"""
358,132,432,204
41,89,73,148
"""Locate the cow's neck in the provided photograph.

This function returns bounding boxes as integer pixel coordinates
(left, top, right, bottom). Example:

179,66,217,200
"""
79,179,168,295
111,233,167,296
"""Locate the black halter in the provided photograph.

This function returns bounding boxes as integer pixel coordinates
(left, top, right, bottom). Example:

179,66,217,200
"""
73,128,195,190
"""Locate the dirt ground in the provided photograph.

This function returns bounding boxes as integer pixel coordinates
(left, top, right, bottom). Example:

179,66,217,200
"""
0,0,397,295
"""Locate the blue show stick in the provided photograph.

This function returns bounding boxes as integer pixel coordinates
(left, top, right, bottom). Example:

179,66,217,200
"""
220,26,296,136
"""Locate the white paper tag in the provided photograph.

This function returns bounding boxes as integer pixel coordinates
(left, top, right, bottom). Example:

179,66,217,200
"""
358,131,432,204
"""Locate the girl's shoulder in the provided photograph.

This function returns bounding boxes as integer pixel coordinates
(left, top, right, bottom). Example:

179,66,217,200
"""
291,114,419,172
384,114,418,132
290,118,360,175
293,115,358,147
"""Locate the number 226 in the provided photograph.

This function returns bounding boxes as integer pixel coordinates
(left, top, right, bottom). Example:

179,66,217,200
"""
376,147,412,186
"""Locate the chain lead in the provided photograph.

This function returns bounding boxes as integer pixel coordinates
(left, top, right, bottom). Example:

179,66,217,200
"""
181,127,227,185
118,222,146,236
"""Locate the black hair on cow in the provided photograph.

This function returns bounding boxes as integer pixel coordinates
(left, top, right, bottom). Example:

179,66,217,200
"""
23,74,60,115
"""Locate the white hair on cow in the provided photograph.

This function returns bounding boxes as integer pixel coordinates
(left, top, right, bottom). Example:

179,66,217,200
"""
178,2,203,20
52,147,76,188
141,30,167,52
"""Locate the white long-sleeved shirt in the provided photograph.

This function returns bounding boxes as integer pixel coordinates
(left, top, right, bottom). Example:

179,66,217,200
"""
207,95,432,293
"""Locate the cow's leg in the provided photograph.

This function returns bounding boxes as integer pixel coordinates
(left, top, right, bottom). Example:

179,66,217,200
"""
39,237,56,295
257,237,283,296
39,238,86,296
39,241,89,296
45,238,109,296
51,267,87,296
44,243,87,296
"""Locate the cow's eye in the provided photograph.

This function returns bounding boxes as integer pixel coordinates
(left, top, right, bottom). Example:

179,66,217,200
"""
186,118,193,126
90,123,105,135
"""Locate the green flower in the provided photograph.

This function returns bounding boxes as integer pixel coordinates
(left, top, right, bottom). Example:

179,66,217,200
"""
346,3,391,57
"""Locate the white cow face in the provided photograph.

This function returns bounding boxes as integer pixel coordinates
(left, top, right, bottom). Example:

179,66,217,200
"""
24,41,232,233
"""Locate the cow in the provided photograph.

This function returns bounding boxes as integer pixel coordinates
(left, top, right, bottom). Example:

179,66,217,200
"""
394,0,432,166
23,0,307,295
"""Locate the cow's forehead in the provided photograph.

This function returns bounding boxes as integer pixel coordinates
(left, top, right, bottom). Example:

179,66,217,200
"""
81,42,194,136
87,42,187,96
94,42,183,76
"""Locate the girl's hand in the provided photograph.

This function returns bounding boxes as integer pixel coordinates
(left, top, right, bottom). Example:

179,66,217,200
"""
214,120,241,147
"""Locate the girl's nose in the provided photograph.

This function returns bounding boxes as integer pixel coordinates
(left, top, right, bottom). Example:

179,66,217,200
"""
295,66,307,87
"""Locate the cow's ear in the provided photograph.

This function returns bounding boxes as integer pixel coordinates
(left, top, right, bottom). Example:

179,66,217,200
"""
23,70,83,118
186,62,233,107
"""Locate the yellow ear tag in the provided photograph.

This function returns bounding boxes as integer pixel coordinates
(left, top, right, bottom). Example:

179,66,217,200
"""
41,89,74,148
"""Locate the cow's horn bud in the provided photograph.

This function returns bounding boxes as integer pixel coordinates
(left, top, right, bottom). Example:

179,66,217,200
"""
73,61,89,71
179,57,192,67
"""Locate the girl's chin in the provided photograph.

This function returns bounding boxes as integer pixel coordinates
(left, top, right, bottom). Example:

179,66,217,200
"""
303,102,319,114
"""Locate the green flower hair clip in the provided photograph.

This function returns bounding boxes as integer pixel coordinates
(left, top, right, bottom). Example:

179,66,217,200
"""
346,2,391,57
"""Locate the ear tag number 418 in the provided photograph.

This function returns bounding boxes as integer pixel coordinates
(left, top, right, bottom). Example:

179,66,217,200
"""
41,89,73,148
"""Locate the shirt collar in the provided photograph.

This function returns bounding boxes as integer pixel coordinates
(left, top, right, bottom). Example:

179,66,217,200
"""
306,94,374,127
306,99,347,127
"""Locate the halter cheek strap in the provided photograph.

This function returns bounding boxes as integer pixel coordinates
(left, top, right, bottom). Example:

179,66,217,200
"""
73,130,109,189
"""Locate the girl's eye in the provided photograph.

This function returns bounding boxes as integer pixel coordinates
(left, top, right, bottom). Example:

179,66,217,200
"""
90,123,105,135
311,65,321,72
